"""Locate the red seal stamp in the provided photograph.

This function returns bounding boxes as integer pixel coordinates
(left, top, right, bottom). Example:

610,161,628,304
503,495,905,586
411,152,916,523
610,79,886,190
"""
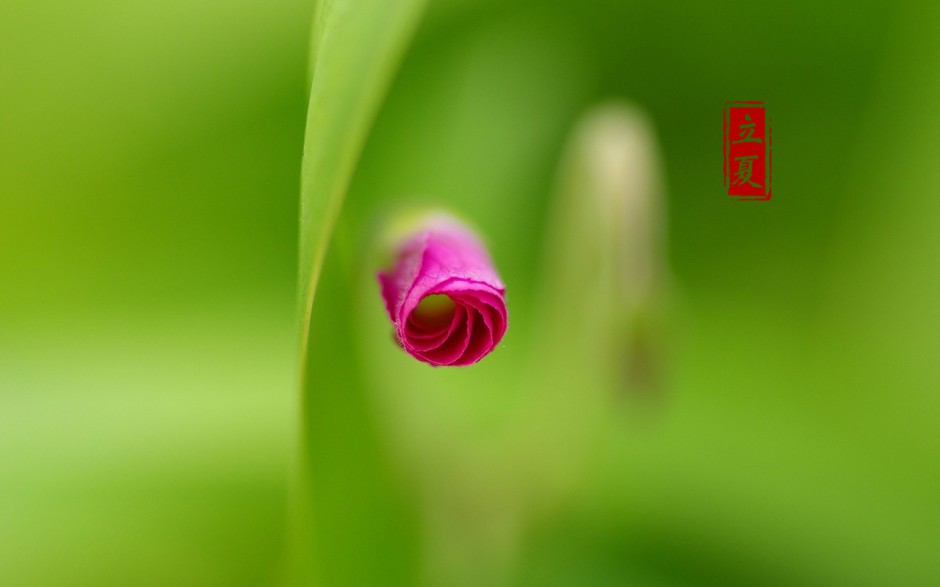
724,101,772,200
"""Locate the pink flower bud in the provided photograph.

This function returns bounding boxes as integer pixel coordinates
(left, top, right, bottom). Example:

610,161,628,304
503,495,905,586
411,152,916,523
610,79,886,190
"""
378,214,508,366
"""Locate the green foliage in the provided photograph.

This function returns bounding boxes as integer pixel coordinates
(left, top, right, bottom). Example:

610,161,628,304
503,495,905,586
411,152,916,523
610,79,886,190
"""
293,0,427,584
3,0,940,585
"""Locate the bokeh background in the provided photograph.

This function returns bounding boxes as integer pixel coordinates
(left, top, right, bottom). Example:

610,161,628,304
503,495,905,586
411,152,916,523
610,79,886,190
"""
3,0,940,585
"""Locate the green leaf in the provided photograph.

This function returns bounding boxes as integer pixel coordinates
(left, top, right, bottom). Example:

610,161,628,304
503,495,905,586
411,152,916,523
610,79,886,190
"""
291,0,427,585
298,0,426,344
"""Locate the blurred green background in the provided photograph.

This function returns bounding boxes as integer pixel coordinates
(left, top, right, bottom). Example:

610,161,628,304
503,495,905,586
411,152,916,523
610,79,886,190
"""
3,0,940,585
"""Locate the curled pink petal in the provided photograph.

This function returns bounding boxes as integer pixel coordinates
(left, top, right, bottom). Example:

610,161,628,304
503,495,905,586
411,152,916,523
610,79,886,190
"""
377,213,508,366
